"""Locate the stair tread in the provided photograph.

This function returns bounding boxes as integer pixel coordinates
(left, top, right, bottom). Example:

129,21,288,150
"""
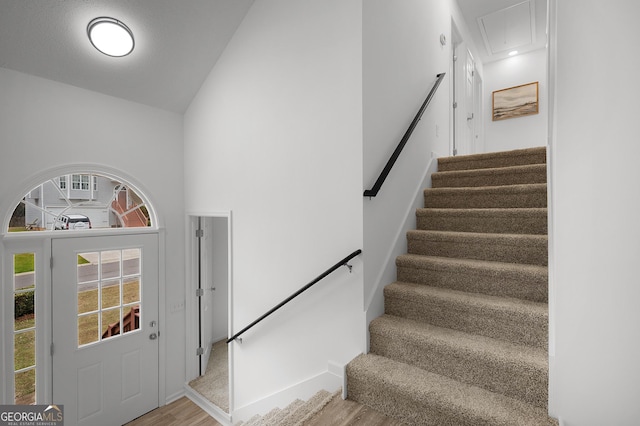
406,229,548,266
386,281,547,315
407,228,547,242
432,164,546,188
370,315,548,407
438,147,546,172
347,353,556,425
396,254,548,302
397,253,547,278
416,207,548,235
434,163,546,178
371,314,547,366
417,207,547,217
425,182,547,195
424,183,547,209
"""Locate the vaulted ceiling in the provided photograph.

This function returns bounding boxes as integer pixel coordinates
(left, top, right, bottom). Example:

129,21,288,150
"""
0,0,254,113
0,1,544,114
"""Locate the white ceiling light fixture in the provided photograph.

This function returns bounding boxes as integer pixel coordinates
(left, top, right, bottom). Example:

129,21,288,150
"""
87,17,134,57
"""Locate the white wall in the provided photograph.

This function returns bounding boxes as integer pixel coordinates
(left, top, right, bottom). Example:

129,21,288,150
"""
362,0,480,322
184,0,364,413
0,67,186,401
483,48,547,152
549,1,640,424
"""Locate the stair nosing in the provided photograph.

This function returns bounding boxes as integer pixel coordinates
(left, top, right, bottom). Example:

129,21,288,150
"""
386,281,548,315
432,163,547,178
396,253,548,274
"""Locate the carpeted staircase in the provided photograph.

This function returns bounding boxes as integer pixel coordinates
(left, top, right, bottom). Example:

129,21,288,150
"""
347,147,558,425
236,389,337,426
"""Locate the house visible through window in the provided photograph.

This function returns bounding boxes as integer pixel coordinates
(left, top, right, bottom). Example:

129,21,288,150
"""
6,173,154,232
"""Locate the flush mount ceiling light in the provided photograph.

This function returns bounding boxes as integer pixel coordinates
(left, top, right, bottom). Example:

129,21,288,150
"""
87,17,134,57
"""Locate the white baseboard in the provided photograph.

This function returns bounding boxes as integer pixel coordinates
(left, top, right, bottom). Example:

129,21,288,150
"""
185,384,232,426
165,388,186,405
364,151,442,323
232,368,342,423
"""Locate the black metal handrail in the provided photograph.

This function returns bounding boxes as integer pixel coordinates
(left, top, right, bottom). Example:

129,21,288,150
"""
364,72,446,198
226,249,362,343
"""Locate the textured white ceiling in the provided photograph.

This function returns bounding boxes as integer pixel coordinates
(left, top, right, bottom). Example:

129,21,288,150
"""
457,0,547,63
0,0,254,113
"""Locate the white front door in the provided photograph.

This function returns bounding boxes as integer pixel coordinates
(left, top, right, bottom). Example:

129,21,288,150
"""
51,233,159,426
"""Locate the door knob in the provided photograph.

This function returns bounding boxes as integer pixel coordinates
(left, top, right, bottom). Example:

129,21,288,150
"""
149,333,157,340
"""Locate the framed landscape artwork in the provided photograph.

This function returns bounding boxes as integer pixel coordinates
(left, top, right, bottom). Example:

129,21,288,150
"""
492,82,538,121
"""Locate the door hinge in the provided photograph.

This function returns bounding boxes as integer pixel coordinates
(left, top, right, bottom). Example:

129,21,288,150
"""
50,257,53,269
196,347,204,356
195,229,204,238
50,343,54,356
196,288,204,297
453,148,458,156
453,101,458,109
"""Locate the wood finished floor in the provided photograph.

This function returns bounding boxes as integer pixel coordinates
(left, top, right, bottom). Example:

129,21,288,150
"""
304,394,403,426
126,394,400,426
125,397,222,426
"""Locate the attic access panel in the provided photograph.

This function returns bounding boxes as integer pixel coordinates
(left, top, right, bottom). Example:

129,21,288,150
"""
478,0,536,55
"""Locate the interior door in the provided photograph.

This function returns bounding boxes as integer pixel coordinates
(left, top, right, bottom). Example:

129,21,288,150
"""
52,233,159,426
198,217,214,374
453,42,475,156
464,48,476,154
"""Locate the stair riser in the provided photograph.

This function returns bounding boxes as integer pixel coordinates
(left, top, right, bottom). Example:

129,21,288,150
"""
438,149,546,172
407,233,548,266
432,168,546,188
347,368,555,426
417,210,547,234
370,332,548,408
384,289,547,348
424,187,547,209
396,265,548,302
347,374,477,426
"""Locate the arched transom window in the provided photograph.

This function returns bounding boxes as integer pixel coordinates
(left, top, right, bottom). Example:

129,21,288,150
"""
7,173,153,232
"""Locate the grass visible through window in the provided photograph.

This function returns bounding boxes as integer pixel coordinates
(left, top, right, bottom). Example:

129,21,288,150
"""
14,280,140,400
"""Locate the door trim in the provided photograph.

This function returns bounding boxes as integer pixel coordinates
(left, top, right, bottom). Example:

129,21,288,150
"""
0,229,166,408
185,211,233,416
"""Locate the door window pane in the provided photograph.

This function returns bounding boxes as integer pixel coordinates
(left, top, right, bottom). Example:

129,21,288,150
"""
15,369,36,405
78,314,99,346
101,280,121,309
77,249,142,347
13,253,36,405
123,278,140,304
